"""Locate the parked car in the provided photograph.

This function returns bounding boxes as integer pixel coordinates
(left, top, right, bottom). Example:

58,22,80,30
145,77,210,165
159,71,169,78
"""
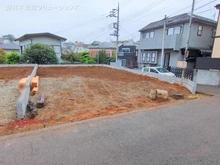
142,67,175,77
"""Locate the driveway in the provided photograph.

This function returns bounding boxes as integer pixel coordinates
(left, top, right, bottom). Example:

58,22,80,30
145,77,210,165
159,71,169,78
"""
0,96,220,165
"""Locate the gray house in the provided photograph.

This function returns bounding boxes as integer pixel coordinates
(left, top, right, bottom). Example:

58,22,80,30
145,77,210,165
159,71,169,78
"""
138,13,217,69
15,32,67,63
0,42,20,54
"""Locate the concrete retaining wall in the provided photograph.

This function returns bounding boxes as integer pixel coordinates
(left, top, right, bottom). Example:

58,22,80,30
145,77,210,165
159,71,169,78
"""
16,64,38,119
105,66,197,94
0,64,36,67
193,69,220,86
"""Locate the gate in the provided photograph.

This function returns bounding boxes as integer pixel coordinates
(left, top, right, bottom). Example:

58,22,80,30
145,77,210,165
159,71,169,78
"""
168,66,194,80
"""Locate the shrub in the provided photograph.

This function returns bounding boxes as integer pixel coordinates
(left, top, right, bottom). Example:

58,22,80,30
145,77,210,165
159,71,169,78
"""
20,43,58,64
6,51,20,64
0,49,6,64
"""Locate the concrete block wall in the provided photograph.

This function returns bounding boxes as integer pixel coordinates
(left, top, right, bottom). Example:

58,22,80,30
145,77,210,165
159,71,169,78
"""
193,69,220,86
105,65,197,94
16,64,38,119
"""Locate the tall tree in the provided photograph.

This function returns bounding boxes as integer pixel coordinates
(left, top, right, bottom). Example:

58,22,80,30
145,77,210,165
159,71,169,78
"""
97,50,107,64
2,34,16,42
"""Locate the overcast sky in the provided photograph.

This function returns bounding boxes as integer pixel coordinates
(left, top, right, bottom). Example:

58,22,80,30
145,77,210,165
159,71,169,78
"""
0,0,219,43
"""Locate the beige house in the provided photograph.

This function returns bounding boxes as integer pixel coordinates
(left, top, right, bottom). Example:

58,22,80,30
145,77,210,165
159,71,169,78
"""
212,4,220,58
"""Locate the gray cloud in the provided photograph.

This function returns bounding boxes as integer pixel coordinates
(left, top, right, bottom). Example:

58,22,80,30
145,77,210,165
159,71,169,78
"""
0,0,218,43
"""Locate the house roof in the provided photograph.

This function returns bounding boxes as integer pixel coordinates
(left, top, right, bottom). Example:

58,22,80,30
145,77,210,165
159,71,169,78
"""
0,42,19,50
89,41,116,49
15,32,67,41
139,13,217,32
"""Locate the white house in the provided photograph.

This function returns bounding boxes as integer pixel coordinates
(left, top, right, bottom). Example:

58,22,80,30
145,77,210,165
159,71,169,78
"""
15,32,67,63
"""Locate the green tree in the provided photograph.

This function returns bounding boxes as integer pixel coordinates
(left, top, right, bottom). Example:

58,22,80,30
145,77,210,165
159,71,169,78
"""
0,49,6,64
2,34,16,42
80,51,96,64
97,50,107,64
61,52,81,63
110,52,116,62
6,51,20,64
20,43,58,64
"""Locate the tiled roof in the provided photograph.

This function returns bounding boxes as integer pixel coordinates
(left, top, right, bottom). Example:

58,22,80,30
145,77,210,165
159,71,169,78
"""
89,41,116,49
139,13,217,32
15,32,67,41
0,42,19,50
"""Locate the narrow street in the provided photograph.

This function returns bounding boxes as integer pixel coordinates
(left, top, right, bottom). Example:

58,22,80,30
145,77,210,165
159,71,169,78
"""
0,90,220,164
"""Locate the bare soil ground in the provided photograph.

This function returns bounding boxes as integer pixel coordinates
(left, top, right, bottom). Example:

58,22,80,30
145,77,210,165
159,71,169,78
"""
0,67,33,126
0,66,194,136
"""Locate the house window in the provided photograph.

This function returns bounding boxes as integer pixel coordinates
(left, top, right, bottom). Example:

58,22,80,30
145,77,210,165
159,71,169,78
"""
145,31,155,38
150,31,155,38
145,33,150,38
212,29,216,38
174,27,181,34
167,26,181,35
151,53,156,62
197,25,203,36
142,32,146,39
167,27,174,35
147,53,151,62
142,51,157,64
142,53,146,62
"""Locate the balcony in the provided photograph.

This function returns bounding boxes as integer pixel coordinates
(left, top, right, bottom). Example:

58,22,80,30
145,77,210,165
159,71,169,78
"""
139,34,181,50
118,52,136,58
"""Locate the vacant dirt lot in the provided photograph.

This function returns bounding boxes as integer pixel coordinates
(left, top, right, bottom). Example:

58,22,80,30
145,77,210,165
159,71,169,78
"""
0,66,193,135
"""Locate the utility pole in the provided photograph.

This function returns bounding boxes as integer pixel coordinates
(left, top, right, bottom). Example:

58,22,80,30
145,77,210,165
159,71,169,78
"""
161,15,167,67
108,3,119,65
181,0,195,85
185,0,196,59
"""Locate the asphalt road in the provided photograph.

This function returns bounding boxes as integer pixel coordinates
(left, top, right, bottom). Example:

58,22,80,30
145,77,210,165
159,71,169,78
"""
0,96,220,165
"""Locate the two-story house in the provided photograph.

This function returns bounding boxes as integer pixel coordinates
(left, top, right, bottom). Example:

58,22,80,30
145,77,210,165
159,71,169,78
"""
118,40,138,68
15,32,67,63
138,13,217,69
89,41,116,57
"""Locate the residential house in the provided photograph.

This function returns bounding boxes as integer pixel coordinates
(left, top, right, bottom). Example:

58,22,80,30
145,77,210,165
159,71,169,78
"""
0,42,20,54
138,13,217,69
73,41,89,53
15,32,67,63
118,40,138,68
62,42,75,53
212,4,220,58
88,41,116,57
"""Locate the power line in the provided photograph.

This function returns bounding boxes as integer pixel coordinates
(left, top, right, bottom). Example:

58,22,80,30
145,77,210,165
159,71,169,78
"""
168,0,208,17
195,9,213,15
74,25,110,41
54,14,108,34
123,0,186,24
121,0,166,23
194,0,216,11
121,0,133,10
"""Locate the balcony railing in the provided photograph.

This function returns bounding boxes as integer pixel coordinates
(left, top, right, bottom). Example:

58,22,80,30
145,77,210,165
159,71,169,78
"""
118,52,136,57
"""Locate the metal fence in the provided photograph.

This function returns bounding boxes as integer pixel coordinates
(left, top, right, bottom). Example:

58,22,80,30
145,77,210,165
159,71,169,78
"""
168,66,194,80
